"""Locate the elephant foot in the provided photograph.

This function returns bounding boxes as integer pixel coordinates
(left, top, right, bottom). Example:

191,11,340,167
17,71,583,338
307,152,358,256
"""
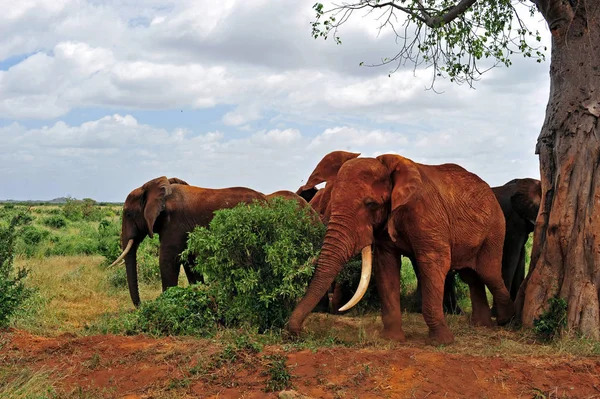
425,328,454,346
286,320,303,336
495,304,516,326
470,314,494,328
380,327,406,342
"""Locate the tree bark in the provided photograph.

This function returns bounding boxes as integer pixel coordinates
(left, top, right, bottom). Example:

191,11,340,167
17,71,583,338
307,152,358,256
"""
520,0,600,338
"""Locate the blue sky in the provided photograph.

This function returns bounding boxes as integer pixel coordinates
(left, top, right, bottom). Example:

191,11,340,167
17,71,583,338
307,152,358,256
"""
0,0,550,201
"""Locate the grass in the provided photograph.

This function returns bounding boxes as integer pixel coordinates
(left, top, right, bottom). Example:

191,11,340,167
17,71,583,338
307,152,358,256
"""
10,234,598,358
0,367,58,399
10,255,180,336
4,207,597,398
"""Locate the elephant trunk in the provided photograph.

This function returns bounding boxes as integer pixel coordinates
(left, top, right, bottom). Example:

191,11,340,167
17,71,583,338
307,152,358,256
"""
288,222,356,332
124,241,141,307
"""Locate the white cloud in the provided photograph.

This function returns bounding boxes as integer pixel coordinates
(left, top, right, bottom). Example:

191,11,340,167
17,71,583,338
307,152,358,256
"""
0,0,549,200
0,115,539,201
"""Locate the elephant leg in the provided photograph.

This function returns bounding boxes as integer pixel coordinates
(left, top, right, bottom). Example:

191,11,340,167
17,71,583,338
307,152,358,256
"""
510,246,526,301
458,268,493,327
159,244,182,292
329,282,344,314
476,241,514,326
408,257,424,313
442,272,462,315
416,249,454,345
182,254,202,285
374,245,405,341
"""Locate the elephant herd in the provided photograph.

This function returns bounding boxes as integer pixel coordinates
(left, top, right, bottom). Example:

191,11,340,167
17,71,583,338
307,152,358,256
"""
112,151,541,345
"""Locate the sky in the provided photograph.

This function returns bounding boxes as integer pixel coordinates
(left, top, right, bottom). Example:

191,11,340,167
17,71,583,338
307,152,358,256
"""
0,0,551,202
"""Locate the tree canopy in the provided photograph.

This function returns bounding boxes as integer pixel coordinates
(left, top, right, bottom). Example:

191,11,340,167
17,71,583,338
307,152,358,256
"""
311,0,546,87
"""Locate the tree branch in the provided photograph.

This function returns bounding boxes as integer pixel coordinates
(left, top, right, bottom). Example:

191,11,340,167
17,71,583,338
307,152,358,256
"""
368,0,479,28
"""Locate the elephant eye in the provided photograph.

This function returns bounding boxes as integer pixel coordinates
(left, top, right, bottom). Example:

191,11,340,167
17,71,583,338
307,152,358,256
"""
364,198,381,210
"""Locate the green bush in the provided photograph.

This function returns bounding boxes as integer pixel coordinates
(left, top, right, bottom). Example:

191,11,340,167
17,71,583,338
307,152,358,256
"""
186,198,325,332
89,284,217,337
533,297,567,341
335,256,381,313
0,214,33,327
62,198,105,222
20,225,50,246
96,219,121,263
136,285,217,336
42,215,68,229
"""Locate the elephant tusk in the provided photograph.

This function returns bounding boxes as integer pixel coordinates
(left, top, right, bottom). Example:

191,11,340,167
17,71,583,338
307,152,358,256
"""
338,245,372,312
109,239,134,267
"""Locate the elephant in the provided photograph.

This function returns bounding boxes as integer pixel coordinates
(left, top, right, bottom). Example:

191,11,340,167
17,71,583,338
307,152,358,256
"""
111,176,266,307
266,190,310,207
296,151,460,314
296,151,360,223
288,153,515,345
412,178,542,314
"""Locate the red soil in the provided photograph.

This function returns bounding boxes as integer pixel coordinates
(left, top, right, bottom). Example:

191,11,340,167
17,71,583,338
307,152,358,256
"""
2,329,600,398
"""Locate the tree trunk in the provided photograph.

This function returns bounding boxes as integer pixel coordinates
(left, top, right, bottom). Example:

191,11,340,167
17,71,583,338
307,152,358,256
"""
520,0,600,338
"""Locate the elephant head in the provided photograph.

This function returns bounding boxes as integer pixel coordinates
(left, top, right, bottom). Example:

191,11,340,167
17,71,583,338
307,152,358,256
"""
510,178,541,225
111,176,188,306
296,151,360,203
289,154,420,331
296,151,361,222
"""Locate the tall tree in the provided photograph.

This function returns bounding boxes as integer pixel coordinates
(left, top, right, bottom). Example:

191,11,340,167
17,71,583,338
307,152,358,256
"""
311,0,600,338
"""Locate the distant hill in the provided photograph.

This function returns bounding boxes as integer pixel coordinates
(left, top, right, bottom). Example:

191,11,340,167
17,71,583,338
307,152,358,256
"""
0,197,122,205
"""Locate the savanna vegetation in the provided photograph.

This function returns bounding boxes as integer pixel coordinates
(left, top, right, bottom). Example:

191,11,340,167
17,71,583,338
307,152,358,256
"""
1,199,599,398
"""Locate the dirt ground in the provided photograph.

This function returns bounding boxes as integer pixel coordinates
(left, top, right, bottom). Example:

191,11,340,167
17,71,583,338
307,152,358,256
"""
2,329,600,399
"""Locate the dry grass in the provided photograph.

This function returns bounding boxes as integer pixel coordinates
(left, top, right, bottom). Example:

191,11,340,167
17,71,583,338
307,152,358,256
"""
9,252,600,357
0,367,58,399
300,312,600,358
12,255,169,336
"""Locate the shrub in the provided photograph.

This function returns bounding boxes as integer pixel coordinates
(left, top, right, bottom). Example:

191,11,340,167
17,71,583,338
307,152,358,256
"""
20,225,49,246
96,219,121,263
335,256,381,313
533,297,567,341
89,284,217,337
42,215,67,229
0,215,33,327
263,354,292,392
136,285,217,336
62,198,83,221
185,198,325,332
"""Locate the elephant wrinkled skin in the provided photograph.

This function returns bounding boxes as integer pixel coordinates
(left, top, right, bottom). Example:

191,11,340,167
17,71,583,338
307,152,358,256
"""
288,153,515,345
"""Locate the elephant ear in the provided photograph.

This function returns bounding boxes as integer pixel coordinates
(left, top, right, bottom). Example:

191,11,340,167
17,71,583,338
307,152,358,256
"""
296,151,360,194
168,177,189,185
142,176,173,238
377,154,422,241
511,178,541,224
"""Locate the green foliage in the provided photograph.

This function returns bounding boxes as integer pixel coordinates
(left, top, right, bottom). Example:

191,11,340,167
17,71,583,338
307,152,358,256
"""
62,198,106,222
533,297,567,341
263,354,292,392
135,285,217,336
335,256,380,313
89,284,217,337
186,198,325,332
96,219,121,263
310,1,546,86
42,215,68,229
0,214,33,328
20,225,50,246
